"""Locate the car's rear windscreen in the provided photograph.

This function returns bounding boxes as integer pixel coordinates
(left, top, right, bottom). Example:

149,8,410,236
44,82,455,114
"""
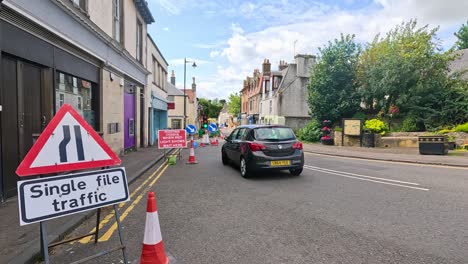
253,127,296,141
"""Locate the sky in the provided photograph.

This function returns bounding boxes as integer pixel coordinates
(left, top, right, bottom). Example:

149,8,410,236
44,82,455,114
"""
146,0,468,100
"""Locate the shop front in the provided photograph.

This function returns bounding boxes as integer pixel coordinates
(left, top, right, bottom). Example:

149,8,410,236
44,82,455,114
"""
0,18,100,199
149,94,168,145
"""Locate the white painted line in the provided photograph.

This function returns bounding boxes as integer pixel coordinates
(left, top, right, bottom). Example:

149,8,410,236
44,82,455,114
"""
304,165,420,185
304,152,468,170
303,166,430,191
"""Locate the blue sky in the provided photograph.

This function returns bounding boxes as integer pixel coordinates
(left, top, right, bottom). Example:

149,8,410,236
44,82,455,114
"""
146,0,468,100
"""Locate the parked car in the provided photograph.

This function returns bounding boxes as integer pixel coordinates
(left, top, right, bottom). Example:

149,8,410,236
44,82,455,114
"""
221,125,304,178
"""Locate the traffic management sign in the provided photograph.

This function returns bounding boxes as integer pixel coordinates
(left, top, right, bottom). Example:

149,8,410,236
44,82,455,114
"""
158,130,187,149
17,167,129,225
185,124,196,135
208,123,218,133
16,104,121,176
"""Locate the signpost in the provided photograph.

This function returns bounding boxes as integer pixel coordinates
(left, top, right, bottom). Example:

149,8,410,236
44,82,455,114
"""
158,130,187,149
15,104,128,263
208,123,218,133
342,118,363,147
185,124,196,135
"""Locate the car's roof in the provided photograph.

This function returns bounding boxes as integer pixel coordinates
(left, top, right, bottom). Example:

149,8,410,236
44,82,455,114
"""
237,124,291,129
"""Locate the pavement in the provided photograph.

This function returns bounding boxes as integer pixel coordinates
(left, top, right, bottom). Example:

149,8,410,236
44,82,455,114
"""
45,142,468,263
0,145,169,264
303,143,468,167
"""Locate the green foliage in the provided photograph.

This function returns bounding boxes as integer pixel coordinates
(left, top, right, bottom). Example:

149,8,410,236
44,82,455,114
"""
454,21,468,50
438,128,454,134
307,34,361,123
454,122,468,133
363,119,387,135
333,126,343,132
226,93,241,116
400,116,419,132
356,20,468,129
199,98,223,118
297,120,322,142
352,111,366,120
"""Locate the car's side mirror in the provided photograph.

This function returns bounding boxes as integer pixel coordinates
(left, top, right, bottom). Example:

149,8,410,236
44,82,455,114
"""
225,136,231,142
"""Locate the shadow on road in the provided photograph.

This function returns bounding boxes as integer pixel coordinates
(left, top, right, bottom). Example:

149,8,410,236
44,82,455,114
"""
225,164,302,181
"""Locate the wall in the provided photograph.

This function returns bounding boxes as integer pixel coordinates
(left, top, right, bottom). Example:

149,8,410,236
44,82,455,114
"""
285,116,311,131
102,69,125,154
124,0,147,64
278,65,310,118
87,0,113,37
4,0,148,84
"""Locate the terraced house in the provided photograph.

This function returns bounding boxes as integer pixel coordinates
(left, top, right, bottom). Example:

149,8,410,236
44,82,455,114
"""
0,0,168,200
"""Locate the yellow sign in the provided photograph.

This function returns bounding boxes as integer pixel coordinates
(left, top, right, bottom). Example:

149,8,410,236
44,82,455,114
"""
343,119,362,136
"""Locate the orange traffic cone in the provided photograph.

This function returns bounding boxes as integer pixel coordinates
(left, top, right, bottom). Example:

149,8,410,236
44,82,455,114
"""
187,138,198,164
139,192,169,264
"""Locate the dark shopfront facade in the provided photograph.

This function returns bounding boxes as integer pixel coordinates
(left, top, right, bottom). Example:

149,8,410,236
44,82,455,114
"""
0,10,100,199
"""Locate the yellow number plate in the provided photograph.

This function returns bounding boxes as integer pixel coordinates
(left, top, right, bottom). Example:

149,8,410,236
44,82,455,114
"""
270,160,291,166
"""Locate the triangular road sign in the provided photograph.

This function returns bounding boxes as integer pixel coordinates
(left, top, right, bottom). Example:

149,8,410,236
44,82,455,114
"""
16,104,121,176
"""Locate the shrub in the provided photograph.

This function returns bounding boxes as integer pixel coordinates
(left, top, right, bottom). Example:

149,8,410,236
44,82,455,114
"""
454,122,468,133
297,120,322,142
400,116,418,132
363,119,387,135
352,111,367,120
334,126,343,132
438,128,454,134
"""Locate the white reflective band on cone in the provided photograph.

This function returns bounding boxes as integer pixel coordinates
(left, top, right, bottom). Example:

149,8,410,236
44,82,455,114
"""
143,211,163,245
190,147,195,156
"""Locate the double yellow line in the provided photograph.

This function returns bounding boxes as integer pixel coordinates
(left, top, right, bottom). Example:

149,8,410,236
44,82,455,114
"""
77,150,176,244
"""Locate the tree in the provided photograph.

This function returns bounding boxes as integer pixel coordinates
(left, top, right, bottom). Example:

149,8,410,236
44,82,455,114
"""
307,34,361,123
199,98,223,118
226,93,241,116
454,21,468,50
357,20,457,129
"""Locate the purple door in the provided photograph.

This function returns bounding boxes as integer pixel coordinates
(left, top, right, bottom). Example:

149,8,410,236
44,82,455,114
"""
124,87,136,149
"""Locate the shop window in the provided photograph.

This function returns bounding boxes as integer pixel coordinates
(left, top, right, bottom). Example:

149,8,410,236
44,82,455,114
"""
56,71,100,131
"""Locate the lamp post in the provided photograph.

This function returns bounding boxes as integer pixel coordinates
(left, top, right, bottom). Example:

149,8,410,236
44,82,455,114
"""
183,58,197,128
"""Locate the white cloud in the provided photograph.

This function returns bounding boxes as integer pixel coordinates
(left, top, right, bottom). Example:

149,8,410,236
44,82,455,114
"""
187,0,468,99
163,27,169,31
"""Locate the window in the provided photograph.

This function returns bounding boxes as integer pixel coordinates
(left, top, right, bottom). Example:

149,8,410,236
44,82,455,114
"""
153,57,157,84
171,119,182,129
71,0,87,12
235,128,247,140
136,20,143,62
113,0,123,43
254,127,296,141
56,72,99,130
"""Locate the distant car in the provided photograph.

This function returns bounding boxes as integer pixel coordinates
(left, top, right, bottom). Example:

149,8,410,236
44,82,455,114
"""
221,125,304,178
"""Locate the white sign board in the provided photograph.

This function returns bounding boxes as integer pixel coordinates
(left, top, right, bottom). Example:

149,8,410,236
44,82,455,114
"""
18,167,129,225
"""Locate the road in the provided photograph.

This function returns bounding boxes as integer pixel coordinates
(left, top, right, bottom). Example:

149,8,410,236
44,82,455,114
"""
47,143,468,264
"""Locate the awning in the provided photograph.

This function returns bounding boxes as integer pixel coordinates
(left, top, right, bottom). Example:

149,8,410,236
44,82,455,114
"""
151,94,168,111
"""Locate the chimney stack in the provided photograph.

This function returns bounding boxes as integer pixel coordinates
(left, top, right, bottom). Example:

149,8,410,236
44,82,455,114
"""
278,60,288,71
262,59,271,75
192,76,196,92
170,70,176,85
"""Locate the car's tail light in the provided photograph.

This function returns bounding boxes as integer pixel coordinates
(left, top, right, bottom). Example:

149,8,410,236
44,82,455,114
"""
292,141,303,150
248,142,266,152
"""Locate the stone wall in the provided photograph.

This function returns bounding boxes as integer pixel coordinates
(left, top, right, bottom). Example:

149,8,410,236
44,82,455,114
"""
285,116,311,131
102,69,124,155
334,131,342,146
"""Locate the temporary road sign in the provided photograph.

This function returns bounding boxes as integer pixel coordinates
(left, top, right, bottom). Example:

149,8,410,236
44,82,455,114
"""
17,167,129,225
158,130,187,149
16,104,121,176
185,124,196,135
208,123,218,133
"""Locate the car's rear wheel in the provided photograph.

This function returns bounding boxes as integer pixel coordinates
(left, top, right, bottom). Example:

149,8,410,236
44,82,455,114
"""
222,150,229,165
290,168,303,176
240,157,251,178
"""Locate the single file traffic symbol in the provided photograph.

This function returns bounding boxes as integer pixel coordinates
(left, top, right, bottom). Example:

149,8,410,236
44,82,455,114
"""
16,104,121,176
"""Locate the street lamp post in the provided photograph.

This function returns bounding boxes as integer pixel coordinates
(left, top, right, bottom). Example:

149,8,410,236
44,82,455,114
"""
183,58,197,128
